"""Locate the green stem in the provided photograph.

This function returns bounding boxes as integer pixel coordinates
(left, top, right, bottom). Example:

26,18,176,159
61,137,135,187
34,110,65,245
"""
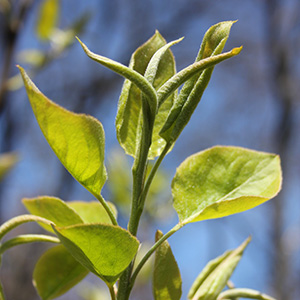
0,215,53,241
94,194,118,226
108,284,116,300
138,142,171,212
130,223,184,289
0,280,4,300
0,234,60,255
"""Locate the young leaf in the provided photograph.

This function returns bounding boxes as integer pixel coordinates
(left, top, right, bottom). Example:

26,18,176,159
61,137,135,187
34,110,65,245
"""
53,224,139,284
189,237,251,300
19,67,107,198
33,245,89,300
153,230,182,300
172,146,282,224
159,21,240,143
36,0,59,41
217,288,276,300
22,197,84,232
115,31,177,159
67,201,117,224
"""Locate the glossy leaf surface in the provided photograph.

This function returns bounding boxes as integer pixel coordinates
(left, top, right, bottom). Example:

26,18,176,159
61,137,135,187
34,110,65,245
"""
172,146,282,224
116,31,176,159
153,230,182,300
33,245,89,300
189,237,250,300
53,224,139,284
23,196,83,232
19,67,107,197
67,201,117,224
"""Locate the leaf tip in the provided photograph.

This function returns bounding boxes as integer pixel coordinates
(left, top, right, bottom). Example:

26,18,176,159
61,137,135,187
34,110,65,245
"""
232,46,243,55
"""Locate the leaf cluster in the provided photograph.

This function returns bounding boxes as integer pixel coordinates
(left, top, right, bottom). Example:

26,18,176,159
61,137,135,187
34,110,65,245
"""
0,21,281,300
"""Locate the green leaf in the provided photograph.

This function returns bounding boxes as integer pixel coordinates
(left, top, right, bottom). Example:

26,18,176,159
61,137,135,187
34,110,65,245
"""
0,152,18,181
23,197,84,232
172,146,282,224
218,288,276,300
33,245,89,300
77,37,157,123
53,224,139,284
153,230,182,300
189,237,251,300
115,31,177,159
160,21,240,143
36,0,59,41
19,67,107,197
67,201,117,224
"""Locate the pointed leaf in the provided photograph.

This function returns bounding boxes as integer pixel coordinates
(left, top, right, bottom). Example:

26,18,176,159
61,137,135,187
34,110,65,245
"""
19,67,107,197
67,201,117,224
77,38,157,121
23,197,84,232
36,0,59,41
190,237,251,300
153,230,182,300
33,245,89,300
115,31,177,159
172,146,282,224
159,21,240,143
53,224,139,284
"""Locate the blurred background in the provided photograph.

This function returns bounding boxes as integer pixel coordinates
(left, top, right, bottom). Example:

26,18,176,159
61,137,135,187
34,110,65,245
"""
0,0,299,299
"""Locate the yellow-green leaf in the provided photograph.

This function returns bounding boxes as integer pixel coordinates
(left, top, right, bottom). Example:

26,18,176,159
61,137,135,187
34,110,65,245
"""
67,201,117,224
116,31,176,159
36,0,59,41
33,245,89,300
189,237,251,300
53,224,139,284
153,230,182,300
172,146,282,224
23,197,84,232
19,67,107,197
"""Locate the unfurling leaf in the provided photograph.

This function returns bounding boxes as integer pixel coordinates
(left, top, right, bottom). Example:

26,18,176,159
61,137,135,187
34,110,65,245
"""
188,237,251,300
33,245,89,300
19,67,107,198
172,146,282,224
160,21,240,143
23,197,83,233
153,230,182,300
53,224,139,284
115,31,177,159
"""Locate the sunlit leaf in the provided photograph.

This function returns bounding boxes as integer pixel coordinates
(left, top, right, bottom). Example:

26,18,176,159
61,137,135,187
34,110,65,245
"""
19,67,107,197
23,197,83,232
189,237,251,300
53,224,139,284
33,245,89,300
153,230,182,300
67,201,117,224
218,288,276,300
172,146,282,224
36,0,59,41
160,21,240,143
115,31,177,159
0,152,18,181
